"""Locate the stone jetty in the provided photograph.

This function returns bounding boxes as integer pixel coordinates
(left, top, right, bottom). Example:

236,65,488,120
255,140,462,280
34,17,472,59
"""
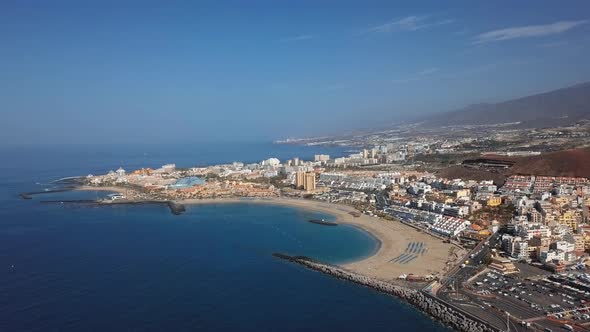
167,201,186,215
274,254,499,332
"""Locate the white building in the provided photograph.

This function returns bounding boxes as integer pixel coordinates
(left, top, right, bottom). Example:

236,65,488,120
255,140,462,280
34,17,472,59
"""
522,223,551,240
261,158,281,167
115,167,126,178
430,217,468,237
553,241,575,253
314,154,330,162
157,164,176,173
408,183,432,195
539,249,565,264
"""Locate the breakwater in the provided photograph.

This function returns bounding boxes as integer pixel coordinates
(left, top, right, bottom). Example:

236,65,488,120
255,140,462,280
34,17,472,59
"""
20,188,76,199
307,219,338,226
274,254,499,332
167,201,186,215
20,185,187,215
36,199,187,216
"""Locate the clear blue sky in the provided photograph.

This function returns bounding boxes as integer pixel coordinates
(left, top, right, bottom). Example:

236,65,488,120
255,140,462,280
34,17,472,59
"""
1,0,589,145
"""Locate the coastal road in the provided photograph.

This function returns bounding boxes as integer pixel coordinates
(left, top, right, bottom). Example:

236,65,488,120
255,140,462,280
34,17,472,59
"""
439,233,495,290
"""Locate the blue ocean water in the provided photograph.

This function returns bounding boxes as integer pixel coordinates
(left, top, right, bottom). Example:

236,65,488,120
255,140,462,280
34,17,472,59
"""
0,143,449,331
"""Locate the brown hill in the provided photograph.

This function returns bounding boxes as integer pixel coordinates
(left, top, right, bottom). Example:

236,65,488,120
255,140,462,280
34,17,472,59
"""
509,148,590,177
436,148,590,183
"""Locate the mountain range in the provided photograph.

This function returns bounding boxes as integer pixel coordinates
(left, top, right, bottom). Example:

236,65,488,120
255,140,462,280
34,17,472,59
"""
420,81,590,128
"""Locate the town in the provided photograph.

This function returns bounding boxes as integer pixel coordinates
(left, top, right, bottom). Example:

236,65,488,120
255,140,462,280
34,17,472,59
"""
81,125,590,331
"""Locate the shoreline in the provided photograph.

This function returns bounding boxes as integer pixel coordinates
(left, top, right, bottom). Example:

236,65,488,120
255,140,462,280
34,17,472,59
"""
181,197,458,281
74,185,130,194
32,186,473,331
71,187,459,281
274,254,498,332
180,197,384,265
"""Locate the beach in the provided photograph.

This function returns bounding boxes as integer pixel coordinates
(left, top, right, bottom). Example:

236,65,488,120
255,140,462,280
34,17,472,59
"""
75,186,461,281
180,197,461,281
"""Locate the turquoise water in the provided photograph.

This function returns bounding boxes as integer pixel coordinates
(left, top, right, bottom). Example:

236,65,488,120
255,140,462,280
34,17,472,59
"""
0,143,450,331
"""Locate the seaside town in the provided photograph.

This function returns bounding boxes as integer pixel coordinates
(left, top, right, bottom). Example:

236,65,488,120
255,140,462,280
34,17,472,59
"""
7,1,590,331
75,126,590,332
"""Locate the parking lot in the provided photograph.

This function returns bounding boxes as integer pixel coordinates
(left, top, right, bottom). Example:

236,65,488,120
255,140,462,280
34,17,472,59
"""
468,270,590,329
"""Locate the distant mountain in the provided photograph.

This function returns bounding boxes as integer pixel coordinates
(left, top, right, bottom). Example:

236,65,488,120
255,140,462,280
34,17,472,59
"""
422,82,590,128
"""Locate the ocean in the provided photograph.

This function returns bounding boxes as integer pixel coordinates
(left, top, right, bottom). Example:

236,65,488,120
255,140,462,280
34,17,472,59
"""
0,143,449,331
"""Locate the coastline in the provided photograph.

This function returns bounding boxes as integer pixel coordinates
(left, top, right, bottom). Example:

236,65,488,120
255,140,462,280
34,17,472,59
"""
275,254,498,332
74,185,130,194
180,197,382,264
178,197,460,281
72,187,459,281
48,186,476,330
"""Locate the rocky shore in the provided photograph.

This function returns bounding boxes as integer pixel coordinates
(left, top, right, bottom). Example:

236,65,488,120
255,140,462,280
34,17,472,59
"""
274,254,499,332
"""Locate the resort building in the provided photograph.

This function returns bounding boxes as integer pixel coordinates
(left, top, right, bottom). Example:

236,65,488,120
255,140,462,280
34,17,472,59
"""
304,172,316,192
295,171,305,189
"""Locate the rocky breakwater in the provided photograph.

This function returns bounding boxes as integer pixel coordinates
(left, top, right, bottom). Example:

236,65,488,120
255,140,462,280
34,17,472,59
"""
167,201,186,215
274,254,498,332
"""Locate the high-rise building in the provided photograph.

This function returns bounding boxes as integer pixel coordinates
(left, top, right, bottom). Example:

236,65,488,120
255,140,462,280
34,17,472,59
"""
295,171,305,189
304,172,316,191
314,154,330,162
370,148,377,158
362,149,368,159
292,157,300,166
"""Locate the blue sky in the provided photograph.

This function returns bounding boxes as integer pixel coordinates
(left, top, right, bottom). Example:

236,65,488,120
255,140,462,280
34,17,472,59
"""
1,0,590,145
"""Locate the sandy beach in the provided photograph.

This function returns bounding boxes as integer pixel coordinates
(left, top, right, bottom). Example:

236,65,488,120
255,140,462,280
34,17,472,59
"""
75,185,129,194
74,186,461,281
180,197,461,281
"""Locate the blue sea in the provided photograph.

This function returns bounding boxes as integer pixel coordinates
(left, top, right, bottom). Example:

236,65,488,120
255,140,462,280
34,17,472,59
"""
0,143,449,331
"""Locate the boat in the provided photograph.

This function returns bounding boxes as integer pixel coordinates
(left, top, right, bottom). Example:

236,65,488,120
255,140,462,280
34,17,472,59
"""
308,218,338,226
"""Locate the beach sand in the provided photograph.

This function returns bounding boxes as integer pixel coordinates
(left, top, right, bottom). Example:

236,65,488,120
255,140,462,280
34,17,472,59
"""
180,197,460,282
75,186,460,281
75,185,129,193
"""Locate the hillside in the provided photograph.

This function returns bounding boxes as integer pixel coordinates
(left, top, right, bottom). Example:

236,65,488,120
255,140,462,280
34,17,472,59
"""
422,82,590,128
436,148,590,183
436,166,508,186
509,148,590,177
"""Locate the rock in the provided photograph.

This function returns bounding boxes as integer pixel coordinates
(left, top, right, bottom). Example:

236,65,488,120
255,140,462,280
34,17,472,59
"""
274,254,499,332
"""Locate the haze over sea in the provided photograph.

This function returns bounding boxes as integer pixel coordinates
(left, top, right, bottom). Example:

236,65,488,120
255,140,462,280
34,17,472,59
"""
0,142,448,331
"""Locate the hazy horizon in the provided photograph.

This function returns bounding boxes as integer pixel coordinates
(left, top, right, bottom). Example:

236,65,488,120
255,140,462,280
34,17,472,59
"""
2,0,590,146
